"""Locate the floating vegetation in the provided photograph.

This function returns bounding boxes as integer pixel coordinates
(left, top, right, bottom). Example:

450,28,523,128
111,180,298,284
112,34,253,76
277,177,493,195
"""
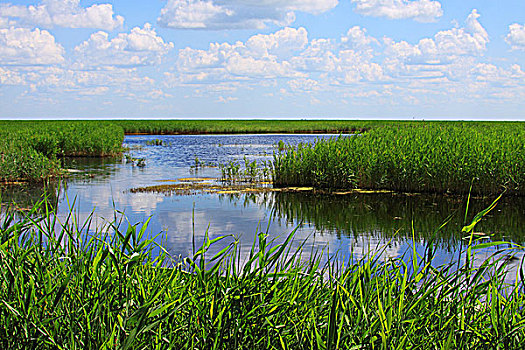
128,180,316,196
124,154,146,167
175,177,216,182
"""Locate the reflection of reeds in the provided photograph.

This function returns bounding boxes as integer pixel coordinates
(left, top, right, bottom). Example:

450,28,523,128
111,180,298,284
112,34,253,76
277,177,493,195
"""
218,190,525,246
274,123,525,195
1,198,525,348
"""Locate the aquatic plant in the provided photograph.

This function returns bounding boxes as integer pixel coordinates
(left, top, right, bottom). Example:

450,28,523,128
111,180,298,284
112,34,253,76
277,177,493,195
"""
274,123,525,195
106,119,376,135
1,196,524,348
219,158,273,184
0,121,124,182
145,139,166,146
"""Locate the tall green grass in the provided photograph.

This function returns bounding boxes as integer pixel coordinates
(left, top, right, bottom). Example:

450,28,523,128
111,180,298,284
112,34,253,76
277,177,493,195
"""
107,119,379,135
0,121,124,182
1,197,524,349
274,123,525,195
3,119,525,193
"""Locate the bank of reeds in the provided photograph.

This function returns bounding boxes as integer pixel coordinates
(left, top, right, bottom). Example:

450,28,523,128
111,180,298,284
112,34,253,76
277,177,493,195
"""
0,121,124,182
273,123,525,195
108,119,379,135
1,198,524,349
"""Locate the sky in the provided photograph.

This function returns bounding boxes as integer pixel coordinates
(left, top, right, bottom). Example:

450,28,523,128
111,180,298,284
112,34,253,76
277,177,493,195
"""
0,0,524,120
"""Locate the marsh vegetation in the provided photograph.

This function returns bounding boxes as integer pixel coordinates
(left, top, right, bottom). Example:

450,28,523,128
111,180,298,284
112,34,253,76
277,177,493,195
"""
2,121,525,348
1,197,524,349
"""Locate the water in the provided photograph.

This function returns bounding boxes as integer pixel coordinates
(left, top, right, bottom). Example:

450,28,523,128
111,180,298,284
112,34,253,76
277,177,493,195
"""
3,134,525,269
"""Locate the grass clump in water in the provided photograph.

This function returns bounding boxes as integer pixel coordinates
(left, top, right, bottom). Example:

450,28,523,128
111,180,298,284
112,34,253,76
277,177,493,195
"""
273,122,525,195
0,121,124,182
1,197,525,348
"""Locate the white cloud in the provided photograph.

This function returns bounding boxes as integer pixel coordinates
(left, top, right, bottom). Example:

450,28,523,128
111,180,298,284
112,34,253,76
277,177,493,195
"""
158,0,233,29
0,0,124,31
171,9,521,106
226,55,300,78
506,23,525,50
73,24,174,68
75,86,109,96
0,66,24,84
384,9,488,66
158,0,337,29
177,27,308,82
470,63,525,87
341,26,379,50
246,27,308,59
351,0,442,22
288,78,321,92
3,64,164,101
0,27,64,65
217,95,237,103
289,38,338,72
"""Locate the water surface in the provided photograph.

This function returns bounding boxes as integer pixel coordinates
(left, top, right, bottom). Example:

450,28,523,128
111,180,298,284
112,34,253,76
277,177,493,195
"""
3,134,525,268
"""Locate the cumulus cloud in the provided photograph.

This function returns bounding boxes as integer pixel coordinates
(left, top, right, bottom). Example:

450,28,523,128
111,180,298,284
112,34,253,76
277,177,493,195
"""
246,27,308,59
73,23,174,68
12,65,160,99
177,27,308,82
351,0,443,22
0,66,24,84
341,26,379,50
0,0,124,31
506,23,525,50
384,9,488,66
158,0,337,29
0,27,64,65
170,8,521,105
175,25,385,87
470,63,525,87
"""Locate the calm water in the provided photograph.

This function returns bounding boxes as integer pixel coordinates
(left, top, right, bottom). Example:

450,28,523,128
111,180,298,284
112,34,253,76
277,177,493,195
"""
3,134,525,268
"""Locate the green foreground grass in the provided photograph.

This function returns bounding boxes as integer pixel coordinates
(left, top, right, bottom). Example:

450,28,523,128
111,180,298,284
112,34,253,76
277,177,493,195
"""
274,122,525,195
1,198,525,349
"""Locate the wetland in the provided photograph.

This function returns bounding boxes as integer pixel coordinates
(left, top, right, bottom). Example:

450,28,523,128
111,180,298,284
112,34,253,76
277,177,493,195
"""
3,133,525,265
3,121,525,348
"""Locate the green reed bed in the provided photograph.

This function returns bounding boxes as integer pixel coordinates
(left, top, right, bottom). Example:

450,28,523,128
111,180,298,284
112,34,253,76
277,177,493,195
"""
273,122,525,195
107,119,387,135
1,199,525,349
0,121,124,182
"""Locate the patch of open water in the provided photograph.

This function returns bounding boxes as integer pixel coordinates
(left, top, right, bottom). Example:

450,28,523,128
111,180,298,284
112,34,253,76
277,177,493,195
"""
3,134,525,274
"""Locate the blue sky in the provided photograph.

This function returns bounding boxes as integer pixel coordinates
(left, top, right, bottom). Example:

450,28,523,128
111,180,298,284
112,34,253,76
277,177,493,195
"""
0,0,524,119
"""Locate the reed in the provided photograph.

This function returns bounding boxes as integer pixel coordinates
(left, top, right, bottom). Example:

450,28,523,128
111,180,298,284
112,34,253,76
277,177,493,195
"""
273,123,525,195
0,121,124,182
107,119,379,135
1,197,524,349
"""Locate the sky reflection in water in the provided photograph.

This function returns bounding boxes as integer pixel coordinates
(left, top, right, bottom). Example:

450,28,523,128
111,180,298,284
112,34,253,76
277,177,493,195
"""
6,134,525,272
